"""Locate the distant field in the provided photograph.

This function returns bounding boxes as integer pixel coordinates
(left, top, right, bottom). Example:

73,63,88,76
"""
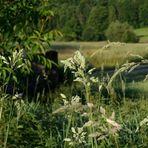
134,27,148,43
51,41,106,61
51,41,148,99
51,41,148,68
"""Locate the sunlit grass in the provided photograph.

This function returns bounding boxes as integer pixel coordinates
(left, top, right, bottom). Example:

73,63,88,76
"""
52,41,148,68
134,27,148,43
1,49,148,147
89,43,148,68
134,27,148,37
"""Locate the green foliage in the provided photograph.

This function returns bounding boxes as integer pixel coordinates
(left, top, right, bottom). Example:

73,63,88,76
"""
105,21,139,43
62,15,82,41
134,27,148,42
46,0,148,41
0,0,61,55
0,49,31,85
0,1,61,93
1,51,148,147
82,4,108,41
139,1,148,26
0,0,148,146
56,0,148,41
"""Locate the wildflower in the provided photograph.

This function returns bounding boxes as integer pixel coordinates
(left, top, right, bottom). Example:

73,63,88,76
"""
63,99,69,106
88,68,96,75
71,95,81,105
64,138,71,142
136,116,148,132
100,106,106,116
72,127,86,144
106,118,122,132
83,120,94,127
139,116,148,126
99,85,103,92
60,93,67,99
90,76,98,83
81,112,88,117
87,103,94,109
64,127,87,146
89,132,107,141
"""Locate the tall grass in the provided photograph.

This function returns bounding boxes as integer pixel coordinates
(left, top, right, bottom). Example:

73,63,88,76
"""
52,41,148,68
0,48,148,147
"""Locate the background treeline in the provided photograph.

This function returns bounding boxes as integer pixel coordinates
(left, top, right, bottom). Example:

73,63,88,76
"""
49,0,148,41
0,0,148,44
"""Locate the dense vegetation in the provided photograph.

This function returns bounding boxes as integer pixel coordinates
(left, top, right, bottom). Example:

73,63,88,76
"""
0,0,148,147
1,50,148,147
48,0,148,41
1,0,148,42
106,21,139,43
0,0,61,55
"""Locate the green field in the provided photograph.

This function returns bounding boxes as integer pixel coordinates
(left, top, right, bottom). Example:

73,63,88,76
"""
1,42,148,148
51,41,148,68
134,27,148,43
51,41,148,99
1,0,148,147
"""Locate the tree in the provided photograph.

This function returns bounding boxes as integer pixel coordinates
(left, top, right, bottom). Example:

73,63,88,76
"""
82,3,108,41
118,0,140,27
105,21,139,43
108,0,143,28
108,0,120,23
76,0,95,28
0,0,59,54
139,0,148,26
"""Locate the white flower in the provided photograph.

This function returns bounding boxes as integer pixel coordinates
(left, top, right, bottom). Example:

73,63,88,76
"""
64,138,71,142
99,85,103,92
139,116,148,126
100,106,106,115
60,93,67,99
63,99,69,106
106,118,121,131
71,127,76,134
88,68,96,75
90,76,98,83
77,127,83,134
87,103,94,108
71,95,81,105
65,127,86,146
83,120,94,127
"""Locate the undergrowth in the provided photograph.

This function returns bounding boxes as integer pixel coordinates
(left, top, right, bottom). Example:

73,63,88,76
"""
0,48,148,148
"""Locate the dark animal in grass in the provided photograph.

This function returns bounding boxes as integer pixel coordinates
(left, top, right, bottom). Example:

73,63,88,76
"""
4,50,60,103
23,51,59,101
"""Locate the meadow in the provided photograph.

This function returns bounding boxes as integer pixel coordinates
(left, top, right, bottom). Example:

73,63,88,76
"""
51,41,148,98
1,42,148,147
1,1,148,147
51,41,148,67
134,27,148,43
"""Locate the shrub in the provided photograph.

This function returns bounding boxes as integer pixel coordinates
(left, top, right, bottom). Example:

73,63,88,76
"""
105,21,139,43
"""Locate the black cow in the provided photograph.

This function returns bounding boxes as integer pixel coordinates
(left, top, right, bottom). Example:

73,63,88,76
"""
24,50,59,97
4,50,59,102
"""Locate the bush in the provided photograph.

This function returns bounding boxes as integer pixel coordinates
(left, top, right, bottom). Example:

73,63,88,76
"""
105,21,139,43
